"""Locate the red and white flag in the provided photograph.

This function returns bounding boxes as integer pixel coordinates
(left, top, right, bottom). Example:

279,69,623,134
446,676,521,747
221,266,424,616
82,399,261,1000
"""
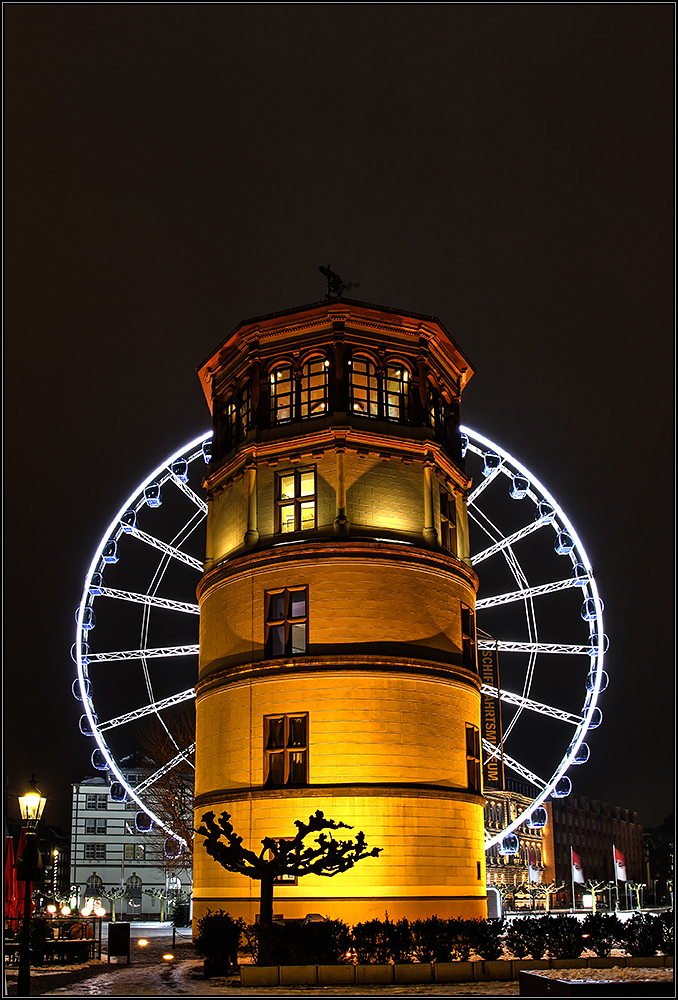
614,846,627,881
528,847,540,883
571,848,585,884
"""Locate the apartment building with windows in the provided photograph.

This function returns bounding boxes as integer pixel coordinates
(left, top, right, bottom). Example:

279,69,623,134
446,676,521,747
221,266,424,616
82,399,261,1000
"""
70,769,191,918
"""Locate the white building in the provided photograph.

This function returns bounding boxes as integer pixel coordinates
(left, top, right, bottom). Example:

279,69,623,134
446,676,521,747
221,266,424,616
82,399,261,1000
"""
69,769,192,919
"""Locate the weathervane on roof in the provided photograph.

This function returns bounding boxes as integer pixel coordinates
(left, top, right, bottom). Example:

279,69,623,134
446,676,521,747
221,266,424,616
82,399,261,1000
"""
318,265,360,300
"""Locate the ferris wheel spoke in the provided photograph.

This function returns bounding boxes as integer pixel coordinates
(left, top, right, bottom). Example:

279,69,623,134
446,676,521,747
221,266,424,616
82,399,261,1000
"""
475,577,581,610
134,744,196,796
87,644,199,663
478,639,591,655
482,739,546,791
127,526,203,572
97,689,196,732
96,587,200,615
467,464,504,505
170,476,209,514
470,519,546,566
482,685,581,725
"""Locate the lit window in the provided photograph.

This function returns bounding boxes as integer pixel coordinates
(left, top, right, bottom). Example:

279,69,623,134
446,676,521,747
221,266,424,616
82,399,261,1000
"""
265,587,308,657
349,357,379,417
240,383,251,438
466,724,482,793
440,490,457,555
276,468,316,533
264,713,309,787
300,359,328,418
86,874,104,891
124,844,145,861
461,604,477,672
270,365,294,424
384,365,409,422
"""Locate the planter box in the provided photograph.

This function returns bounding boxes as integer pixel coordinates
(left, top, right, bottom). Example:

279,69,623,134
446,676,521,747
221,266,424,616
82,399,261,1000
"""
519,970,675,996
356,964,393,985
394,963,433,983
241,965,279,986
434,961,474,982
317,965,356,985
474,960,512,981
280,965,317,985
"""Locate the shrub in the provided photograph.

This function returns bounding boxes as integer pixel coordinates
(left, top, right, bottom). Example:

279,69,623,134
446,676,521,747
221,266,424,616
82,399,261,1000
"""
504,919,533,959
470,917,505,960
509,916,550,959
621,913,664,957
546,915,584,959
194,909,244,966
657,911,674,956
351,917,411,964
581,913,623,957
410,917,454,963
253,919,352,965
447,917,475,961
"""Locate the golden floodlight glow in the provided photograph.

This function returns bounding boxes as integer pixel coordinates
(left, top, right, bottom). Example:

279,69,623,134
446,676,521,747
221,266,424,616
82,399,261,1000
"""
162,953,174,961
137,939,149,947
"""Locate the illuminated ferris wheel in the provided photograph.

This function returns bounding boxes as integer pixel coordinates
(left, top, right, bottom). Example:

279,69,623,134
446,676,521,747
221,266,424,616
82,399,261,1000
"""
72,427,607,850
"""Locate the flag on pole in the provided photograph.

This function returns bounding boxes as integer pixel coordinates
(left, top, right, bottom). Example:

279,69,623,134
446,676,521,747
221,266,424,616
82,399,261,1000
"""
571,848,585,884
614,845,627,881
528,847,540,883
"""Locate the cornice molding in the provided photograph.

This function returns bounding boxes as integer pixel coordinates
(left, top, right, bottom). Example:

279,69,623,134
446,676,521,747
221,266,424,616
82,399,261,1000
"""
194,782,485,811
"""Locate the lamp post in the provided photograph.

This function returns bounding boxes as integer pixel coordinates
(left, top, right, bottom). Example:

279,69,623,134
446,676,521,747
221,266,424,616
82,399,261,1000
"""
14,776,46,997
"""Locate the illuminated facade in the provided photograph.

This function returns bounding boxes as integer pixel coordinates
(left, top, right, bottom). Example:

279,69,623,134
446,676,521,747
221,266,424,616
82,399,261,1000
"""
193,298,486,924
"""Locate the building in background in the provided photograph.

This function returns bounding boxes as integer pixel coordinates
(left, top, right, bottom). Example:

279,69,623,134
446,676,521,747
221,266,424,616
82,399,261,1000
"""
484,780,556,911
550,794,644,908
643,816,674,907
193,297,486,925
70,760,192,919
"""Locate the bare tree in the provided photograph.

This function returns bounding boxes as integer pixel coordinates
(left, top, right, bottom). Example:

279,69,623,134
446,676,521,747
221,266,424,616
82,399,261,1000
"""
134,703,195,862
196,809,382,929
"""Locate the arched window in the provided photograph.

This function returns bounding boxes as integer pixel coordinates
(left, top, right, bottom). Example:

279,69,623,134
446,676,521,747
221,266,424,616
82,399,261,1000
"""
349,357,379,417
86,874,103,892
270,366,294,424
239,382,251,438
383,365,409,422
300,358,329,418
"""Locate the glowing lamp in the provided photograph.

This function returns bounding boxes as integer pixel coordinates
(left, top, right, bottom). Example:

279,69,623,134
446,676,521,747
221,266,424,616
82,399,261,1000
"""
47,904,57,915
162,953,174,961
60,905,71,916
94,905,106,917
18,776,46,825
138,939,149,948
81,906,92,917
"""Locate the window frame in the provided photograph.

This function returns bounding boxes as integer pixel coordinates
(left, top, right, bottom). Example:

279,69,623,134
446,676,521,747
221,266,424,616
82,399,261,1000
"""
440,488,457,555
263,712,309,788
270,365,295,425
461,603,477,673
299,357,329,419
383,364,410,423
275,467,317,534
84,843,106,861
466,723,482,793
264,586,309,657
349,356,380,418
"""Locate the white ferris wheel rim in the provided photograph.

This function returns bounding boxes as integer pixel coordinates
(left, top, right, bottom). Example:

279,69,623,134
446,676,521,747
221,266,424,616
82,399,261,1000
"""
75,427,605,852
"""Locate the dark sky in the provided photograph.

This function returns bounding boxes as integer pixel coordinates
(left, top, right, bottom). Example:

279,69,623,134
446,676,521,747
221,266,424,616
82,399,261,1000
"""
5,6,673,833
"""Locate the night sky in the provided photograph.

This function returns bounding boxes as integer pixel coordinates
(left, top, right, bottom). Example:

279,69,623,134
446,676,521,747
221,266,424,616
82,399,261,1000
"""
5,6,673,834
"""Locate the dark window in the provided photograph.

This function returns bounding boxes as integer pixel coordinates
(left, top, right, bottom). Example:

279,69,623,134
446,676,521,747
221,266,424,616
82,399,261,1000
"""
276,468,316,533
461,604,477,672
239,383,251,439
264,713,309,787
86,874,104,891
265,587,308,656
349,358,379,417
300,359,329,418
440,490,457,555
85,817,107,835
383,365,409,422
270,366,294,424
466,724,482,793
84,843,106,861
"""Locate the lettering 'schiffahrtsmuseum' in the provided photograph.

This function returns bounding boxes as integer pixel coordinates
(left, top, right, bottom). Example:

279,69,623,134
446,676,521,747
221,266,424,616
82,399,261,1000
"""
193,297,486,923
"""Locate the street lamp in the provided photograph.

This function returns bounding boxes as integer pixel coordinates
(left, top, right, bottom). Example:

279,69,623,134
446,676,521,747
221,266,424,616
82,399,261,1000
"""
14,776,47,997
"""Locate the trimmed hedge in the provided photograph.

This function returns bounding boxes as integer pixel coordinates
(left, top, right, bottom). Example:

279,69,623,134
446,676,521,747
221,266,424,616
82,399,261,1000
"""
205,911,673,965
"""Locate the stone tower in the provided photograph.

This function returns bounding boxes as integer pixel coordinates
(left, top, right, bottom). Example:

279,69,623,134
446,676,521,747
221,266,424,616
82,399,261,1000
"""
193,298,485,925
